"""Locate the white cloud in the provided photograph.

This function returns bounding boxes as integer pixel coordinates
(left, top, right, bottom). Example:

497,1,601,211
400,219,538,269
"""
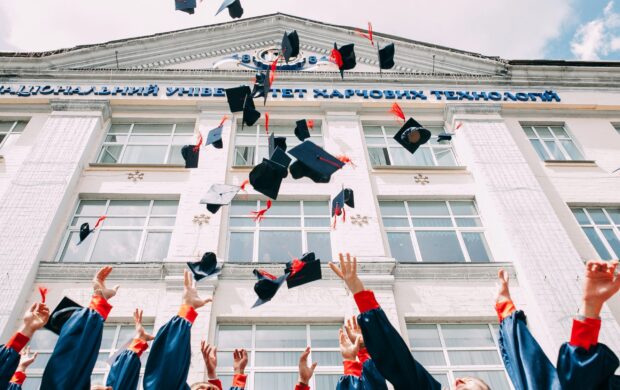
0,0,573,59
571,1,620,60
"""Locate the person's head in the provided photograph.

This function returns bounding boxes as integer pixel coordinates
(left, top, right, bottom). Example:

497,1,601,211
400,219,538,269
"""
454,377,490,390
190,383,220,390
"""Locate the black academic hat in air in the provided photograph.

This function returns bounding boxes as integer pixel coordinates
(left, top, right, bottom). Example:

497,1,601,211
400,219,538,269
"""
288,141,344,183
393,118,432,155
269,133,287,156
216,0,243,19
249,158,287,200
281,30,300,63
200,183,241,214
242,96,261,129
333,43,357,79
44,297,83,335
206,125,224,149
225,86,252,113
331,188,355,217
252,269,290,308
294,120,311,142
187,252,221,281
285,252,322,289
251,71,271,106
378,43,395,70
181,145,200,168
175,0,196,14
437,133,453,142
78,223,92,244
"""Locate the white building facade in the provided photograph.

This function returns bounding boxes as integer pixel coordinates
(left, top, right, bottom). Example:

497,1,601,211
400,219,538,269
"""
0,13,619,389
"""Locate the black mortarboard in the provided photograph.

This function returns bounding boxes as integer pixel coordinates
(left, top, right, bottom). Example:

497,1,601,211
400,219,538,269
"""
281,31,300,63
333,43,357,79
378,43,395,70
175,0,196,14
44,297,83,335
242,95,261,128
294,120,311,142
393,118,432,155
285,252,322,288
437,133,453,142
249,159,287,199
288,141,344,183
215,0,243,18
200,183,241,214
187,252,220,281
225,86,252,113
331,188,355,217
252,269,289,308
181,145,200,168
206,125,224,149
251,71,271,106
269,133,287,156
270,147,292,173
78,222,92,244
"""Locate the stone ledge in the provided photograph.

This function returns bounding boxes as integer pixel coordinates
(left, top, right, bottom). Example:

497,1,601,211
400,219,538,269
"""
394,262,516,281
87,163,187,171
544,160,597,167
372,165,468,173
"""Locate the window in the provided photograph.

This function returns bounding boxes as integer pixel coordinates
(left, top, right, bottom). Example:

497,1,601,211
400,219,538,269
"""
22,322,153,390
363,124,456,167
614,124,620,135
215,324,342,389
522,125,584,161
572,207,620,260
0,120,27,150
380,200,492,263
233,122,323,167
228,200,332,262
407,323,510,390
58,199,178,263
97,122,195,164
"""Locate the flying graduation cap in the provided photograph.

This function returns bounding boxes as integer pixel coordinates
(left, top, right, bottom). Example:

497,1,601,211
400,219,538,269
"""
331,188,355,228
205,116,229,150
252,269,290,308
225,86,261,128
378,43,395,71
390,103,432,155
187,252,221,281
200,183,241,214
285,252,322,288
437,132,453,142
77,216,106,245
175,0,197,14
44,296,83,335
330,43,357,79
216,0,243,19
181,145,200,168
281,31,300,64
269,133,287,155
289,141,344,183
249,151,290,200
294,119,314,142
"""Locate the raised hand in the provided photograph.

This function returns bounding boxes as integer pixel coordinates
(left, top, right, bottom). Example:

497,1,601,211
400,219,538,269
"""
201,341,218,379
233,348,248,375
20,302,50,338
496,269,512,303
92,266,119,300
17,346,38,372
133,309,154,342
582,260,620,318
183,270,213,309
344,316,365,349
339,328,362,361
298,347,317,385
329,253,365,294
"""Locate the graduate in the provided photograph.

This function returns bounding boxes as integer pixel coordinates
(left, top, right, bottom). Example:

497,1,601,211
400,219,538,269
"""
0,303,49,390
7,347,38,390
40,266,118,390
329,253,489,390
191,343,248,390
142,270,213,390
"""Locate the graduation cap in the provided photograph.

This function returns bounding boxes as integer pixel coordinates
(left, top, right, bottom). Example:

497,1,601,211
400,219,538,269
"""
294,119,314,142
281,31,300,64
77,216,106,245
215,0,243,19
249,158,288,200
437,133,453,142
243,96,261,129
268,133,287,156
332,188,354,217
44,297,83,335
187,252,221,281
288,141,345,183
378,43,395,71
393,118,432,155
181,145,200,168
331,43,357,79
285,252,322,288
225,86,253,113
200,183,241,214
252,269,289,308
175,0,196,14
206,126,223,149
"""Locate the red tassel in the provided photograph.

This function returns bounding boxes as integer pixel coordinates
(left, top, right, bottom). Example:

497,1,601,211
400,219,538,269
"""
94,216,106,229
307,119,314,129
455,122,463,130
318,156,343,169
342,207,346,223
269,56,279,86
240,179,249,191
219,115,229,127
330,49,344,68
250,199,272,222
258,270,277,280
390,103,405,122
289,259,306,277
337,155,356,168
193,133,203,152
332,204,341,229
38,286,47,303
355,22,374,46
265,112,270,134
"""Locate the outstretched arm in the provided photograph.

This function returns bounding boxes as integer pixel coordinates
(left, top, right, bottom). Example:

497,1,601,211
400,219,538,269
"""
344,317,387,390
296,347,317,390
6,347,38,390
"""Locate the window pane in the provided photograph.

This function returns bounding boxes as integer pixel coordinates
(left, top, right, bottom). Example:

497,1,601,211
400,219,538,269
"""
98,145,123,163
234,146,255,166
101,326,117,349
410,148,435,166
172,134,193,145
379,201,407,216
549,126,568,138
108,200,150,215
307,233,332,262
258,231,302,262
572,209,589,225
106,134,129,143
29,331,58,350
174,123,195,133
260,218,300,227
434,148,456,166
382,218,410,227
0,122,15,132
409,202,449,216
315,375,341,390
454,371,511,390
601,229,620,258
76,200,107,215
368,148,389,166
582,227,612,260
254,373,297,389
168,145,185,165
455,218,482,227
128,135,171,143
312,351,342,366
387,232,416,262
310,325,340,348
255,352,299,367
122,145,167,164
431,374,450,389
304,201,329,216
544,141,565,160
363,126,384,135
304,218,331,227
607,209,620,225
105,217,146,226
407,325,442,348
390,148,417,166
462,233,492,262
269,201,300,215
91,230,142,262
560,140,583,160
229,232,254,262
442,324,495,348
217,352,235,368
534,126,552,138
152,200,178,215
411,218,453,227
231,201,257,215
450,201,477,216
255,325,306,348
141,232,171,261
530,139,548,160
217,326,252,349
230,217,256,227
132,124,174,134
60,232,90,262
109,124,131,133
416,231,465,262
587,208,610,224
147,217,176,226
448,350,501,365
412,351,446,366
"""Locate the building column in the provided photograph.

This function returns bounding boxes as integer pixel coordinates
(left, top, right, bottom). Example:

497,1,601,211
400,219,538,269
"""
445,103,620,356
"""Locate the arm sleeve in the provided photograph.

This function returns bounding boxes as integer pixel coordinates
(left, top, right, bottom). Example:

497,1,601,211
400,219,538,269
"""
0,333,28,390
6,384,21,390
106,339,148,390
336,361,363,390
556,318,620,390
354,290,441,390
294,384,310,390
361,358,388,390
229,373,247,390
143,305,197,390
40,295,111,390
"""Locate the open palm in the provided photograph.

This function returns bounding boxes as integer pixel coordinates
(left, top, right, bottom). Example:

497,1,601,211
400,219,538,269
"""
583,260,620,304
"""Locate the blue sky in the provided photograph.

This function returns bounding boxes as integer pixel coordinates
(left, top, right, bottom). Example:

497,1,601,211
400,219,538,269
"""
0,0,618,60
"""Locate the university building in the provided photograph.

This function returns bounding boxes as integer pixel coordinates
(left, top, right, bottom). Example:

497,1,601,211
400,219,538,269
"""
0,13,619,389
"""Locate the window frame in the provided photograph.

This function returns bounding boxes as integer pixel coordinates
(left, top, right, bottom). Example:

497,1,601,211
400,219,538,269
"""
571,206,620,260
0,120,27,150
521,124,584,161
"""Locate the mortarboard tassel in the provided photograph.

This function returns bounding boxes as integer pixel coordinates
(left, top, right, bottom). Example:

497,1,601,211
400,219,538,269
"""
265,112,270,134
289,259,306,277
330,49,344,68
240,179,250,191
219,115,229,127
455,122,463,131
193,133,203,152
337,155,356,168
257,269,277,280
332,204,341,229
307,120,315,129
318,156,343,169
355,22,374,46
390,103,406,123
38,286,48,303
251,199,272,222
94,216,106,229
269,56,279,86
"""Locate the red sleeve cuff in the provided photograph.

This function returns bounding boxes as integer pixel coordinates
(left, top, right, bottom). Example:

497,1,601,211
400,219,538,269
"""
295,384,310,390
89,295,113,321
208,379,223,390
128,338,149,357
178,304,198,324
353,290,380,313
10,371,26,385
343,360,363,377
358,347,370,364
232,374,247,388
6,332,29,353
570,317,602,351
495,299,516,323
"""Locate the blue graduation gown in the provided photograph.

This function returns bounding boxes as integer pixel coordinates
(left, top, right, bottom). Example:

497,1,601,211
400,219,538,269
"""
354,291,441,390
106,346,144,390
0,340,22,390
336,358,388,390
6,384,21,390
